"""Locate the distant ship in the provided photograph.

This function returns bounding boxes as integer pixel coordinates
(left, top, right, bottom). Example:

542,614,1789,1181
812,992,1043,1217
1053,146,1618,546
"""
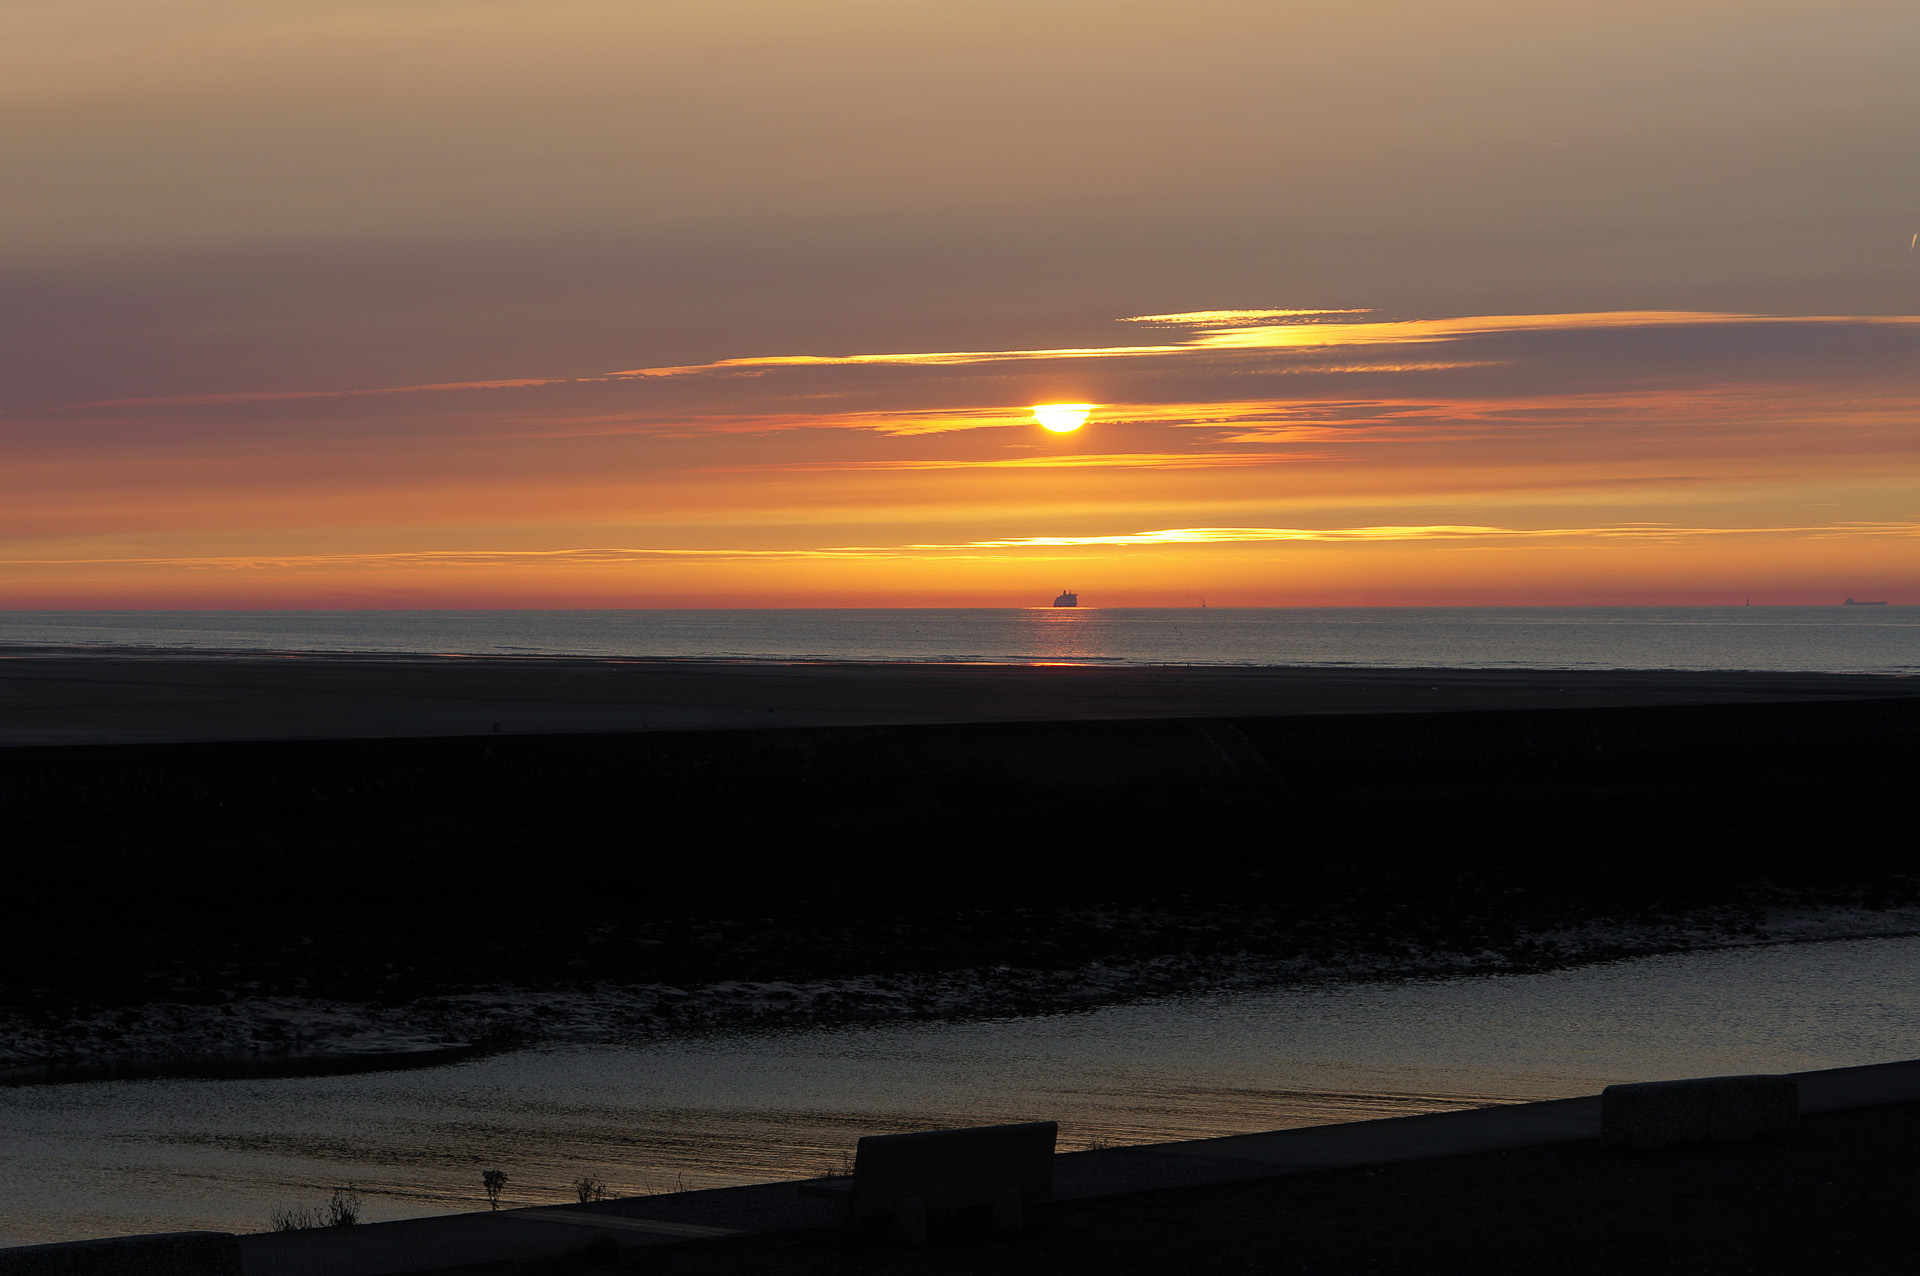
1844,597,1888,606
1052,589,1078,607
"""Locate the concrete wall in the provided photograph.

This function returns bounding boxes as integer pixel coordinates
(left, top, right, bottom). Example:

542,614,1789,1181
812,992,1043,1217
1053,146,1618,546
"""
1601,1075,1799,1150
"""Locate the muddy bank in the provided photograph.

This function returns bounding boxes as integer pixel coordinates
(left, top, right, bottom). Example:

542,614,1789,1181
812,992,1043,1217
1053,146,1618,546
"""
3,692,1917,1079
3,904,1917,1085
0,1041,482,1087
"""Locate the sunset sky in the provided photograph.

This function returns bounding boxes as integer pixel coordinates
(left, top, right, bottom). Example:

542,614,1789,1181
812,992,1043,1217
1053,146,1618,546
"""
5,0,1917,606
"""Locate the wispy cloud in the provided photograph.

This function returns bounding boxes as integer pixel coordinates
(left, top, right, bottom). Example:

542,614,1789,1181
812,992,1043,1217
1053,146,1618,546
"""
1,547,884,571
1119,309,1374,326
701,451,1328,474
13,520,1917,574
931,522,1920,549
607,311,1920,380
53,311,1920,423
70,378,584,411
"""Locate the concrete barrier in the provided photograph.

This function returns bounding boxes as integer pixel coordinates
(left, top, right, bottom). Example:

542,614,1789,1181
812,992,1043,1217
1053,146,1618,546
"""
800,1120,1057,1228
0,1231,240,1276
1601,1074,1798,1150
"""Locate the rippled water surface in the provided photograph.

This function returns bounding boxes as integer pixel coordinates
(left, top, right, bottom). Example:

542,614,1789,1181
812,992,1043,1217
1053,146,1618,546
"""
2,936,1916,1246
2,606,1917,671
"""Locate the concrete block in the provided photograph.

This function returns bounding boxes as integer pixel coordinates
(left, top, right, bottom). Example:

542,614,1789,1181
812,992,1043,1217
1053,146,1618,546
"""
839,1120,1056,1222
0,1231,241,1276
1601,1074,1798,1150
891,1197,927,1245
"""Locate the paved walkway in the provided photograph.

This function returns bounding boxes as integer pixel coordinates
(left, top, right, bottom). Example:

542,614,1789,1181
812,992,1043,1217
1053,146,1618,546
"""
236,1058,1920,1276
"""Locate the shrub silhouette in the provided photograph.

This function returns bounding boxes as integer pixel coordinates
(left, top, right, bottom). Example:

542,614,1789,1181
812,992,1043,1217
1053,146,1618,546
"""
268,1206,322,1233
268,1186,361,1232
326,1188,362,1227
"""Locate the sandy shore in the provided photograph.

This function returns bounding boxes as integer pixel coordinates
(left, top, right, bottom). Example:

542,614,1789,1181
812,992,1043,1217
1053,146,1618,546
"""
1,648,1913,746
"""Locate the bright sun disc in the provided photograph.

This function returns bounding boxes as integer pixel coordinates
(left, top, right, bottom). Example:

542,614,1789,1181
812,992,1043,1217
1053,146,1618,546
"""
1033,403,1093,432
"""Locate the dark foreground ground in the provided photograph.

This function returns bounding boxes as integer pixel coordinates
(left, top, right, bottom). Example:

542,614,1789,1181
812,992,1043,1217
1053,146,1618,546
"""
3,664,1917,1027
470,1100,1920,1276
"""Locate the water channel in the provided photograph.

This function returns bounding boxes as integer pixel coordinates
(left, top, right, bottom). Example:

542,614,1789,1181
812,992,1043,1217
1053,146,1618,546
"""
3,935,1916,1246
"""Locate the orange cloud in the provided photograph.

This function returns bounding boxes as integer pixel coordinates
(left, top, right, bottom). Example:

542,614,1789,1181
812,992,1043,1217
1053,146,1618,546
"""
606,310,1920,380
11,520,1919,575
701,451,1329,474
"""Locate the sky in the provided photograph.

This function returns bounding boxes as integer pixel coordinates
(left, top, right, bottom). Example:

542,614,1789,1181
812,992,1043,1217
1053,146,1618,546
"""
4,0,1918,607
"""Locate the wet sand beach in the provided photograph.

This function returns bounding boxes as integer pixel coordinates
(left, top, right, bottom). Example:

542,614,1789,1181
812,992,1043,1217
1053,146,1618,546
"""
0,649,1913,746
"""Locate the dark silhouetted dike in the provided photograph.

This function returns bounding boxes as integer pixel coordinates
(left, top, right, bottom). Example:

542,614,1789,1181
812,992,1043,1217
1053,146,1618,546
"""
1,662,1916,1042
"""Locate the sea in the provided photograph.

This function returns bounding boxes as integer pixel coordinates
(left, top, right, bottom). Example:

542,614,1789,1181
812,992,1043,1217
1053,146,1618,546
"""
1,606,1916,672
2,935,1916,1245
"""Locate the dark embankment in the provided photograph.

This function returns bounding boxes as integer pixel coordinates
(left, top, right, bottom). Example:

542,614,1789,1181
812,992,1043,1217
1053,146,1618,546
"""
487,1100,1920,1276
3,651,1915,746
3,691,1917,1015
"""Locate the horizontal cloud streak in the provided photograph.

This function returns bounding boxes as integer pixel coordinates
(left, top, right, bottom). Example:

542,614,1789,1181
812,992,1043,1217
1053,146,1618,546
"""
13,521,1919,573
702,451,1328,474
608,311,1920,380
937,523,1920,550
1119,309,1375,327
70,377,585,411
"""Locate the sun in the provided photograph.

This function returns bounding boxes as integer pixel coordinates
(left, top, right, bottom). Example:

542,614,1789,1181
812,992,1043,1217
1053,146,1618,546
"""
1032,403,1093,433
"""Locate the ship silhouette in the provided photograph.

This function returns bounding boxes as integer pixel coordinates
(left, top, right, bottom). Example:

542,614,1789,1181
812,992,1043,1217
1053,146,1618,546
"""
1052,589,1078,607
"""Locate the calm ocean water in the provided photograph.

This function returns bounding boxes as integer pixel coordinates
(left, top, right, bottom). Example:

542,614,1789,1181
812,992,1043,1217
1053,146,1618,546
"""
2,607,1917,672
2,936,1915,1245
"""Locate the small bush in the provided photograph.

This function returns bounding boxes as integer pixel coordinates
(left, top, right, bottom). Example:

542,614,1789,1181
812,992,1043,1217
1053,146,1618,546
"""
269,1206,323,1233
268,1186,361,1232
482,1168,509,1210
573,1174,608,1204
326,1187,362,1227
